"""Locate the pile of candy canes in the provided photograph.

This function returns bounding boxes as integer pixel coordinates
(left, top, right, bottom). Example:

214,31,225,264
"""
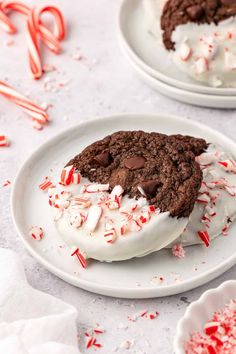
36,164,158,268
0,1,66,140
194,150,236,247
185,298,236,354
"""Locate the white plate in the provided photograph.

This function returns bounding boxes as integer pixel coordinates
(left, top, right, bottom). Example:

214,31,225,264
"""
118,0,236,97
11,114,236,299
120,48,236,108
174,280,236,354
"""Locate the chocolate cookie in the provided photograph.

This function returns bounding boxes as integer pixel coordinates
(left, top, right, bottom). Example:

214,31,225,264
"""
67,131,207,218
161,0,236,50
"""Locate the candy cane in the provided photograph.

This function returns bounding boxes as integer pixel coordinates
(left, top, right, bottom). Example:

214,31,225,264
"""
0,1,66,79
0,81,48,124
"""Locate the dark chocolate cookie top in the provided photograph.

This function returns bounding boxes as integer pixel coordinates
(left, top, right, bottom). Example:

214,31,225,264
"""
161,0,236,50
67,131,207,218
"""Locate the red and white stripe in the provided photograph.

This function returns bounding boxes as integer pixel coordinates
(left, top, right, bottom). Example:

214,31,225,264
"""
71,172,81,184
0,81,48,124
85,205,103,232
60,165,74,186
83,183,110,193
38,176,54,191
204,322,220,335
0,135,9,147
71,246,87,268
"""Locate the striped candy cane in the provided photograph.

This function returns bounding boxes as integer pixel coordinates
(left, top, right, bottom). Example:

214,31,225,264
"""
0,81,48,124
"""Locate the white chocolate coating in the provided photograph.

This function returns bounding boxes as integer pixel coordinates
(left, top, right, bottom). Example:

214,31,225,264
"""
169,144,236,247
52,182,188,262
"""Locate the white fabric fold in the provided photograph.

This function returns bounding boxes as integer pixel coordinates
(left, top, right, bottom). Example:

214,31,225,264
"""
0,248,81,354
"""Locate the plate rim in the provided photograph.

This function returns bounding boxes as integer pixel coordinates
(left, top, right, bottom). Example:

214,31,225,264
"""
118,0,236,96
119,43,236,108
11,113,236,298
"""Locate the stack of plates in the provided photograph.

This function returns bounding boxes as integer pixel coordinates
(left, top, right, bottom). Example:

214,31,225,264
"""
118,0,236,109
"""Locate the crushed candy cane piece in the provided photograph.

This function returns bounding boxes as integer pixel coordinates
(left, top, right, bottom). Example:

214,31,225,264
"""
29,226,44,240
204,322,220,335
93,325,105,334
218,160,236,173
185,299,236,354
179,42,192,61
0,81,49,125
71,246,87,268
172,244,186,259
69,212,85,228
86,205,102,231
196,152,217,166
197,230,210,247
2,180,11,187
60,165,74,185
85,183,109,193
71,196,91,209
39,176,55,191
196,193,210,204
71,172,81,184
0,135,9,147
54,199,70,209
111,185,124,197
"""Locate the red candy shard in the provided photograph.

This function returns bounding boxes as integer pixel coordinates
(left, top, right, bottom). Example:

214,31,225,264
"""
197,230,210,247
60,165,74,185
71,246,87,268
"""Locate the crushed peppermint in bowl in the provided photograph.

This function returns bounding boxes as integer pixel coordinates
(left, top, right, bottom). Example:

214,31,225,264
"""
174,280,236,354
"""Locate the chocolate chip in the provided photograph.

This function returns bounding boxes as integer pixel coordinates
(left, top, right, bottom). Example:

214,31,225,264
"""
220,0,236,5
92,151,112,167
124,156,146,170
139,180,160,196
186,5,204,20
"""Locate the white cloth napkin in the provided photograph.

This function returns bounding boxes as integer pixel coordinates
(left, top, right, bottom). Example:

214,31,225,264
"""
0,248,81,354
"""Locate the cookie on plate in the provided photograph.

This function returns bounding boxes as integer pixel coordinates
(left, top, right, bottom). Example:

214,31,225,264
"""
49,131,207,264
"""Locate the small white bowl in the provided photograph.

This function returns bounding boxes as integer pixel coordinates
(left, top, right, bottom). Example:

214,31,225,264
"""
174,280,236,354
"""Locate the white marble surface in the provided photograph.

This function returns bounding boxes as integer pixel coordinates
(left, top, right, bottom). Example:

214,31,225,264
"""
0,0,235,353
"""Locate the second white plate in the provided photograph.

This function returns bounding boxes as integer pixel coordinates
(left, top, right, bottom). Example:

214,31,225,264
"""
118,0,236,98
11,114,236,298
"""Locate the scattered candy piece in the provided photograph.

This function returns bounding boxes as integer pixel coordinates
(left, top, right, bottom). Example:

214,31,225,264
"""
60,165,74,185
2,180,11,187
29,226,44,240
0,135,9,147
179,42,192,61
185,299,236,354
71,172,81,184
39,176,55,191
86,205,103,232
